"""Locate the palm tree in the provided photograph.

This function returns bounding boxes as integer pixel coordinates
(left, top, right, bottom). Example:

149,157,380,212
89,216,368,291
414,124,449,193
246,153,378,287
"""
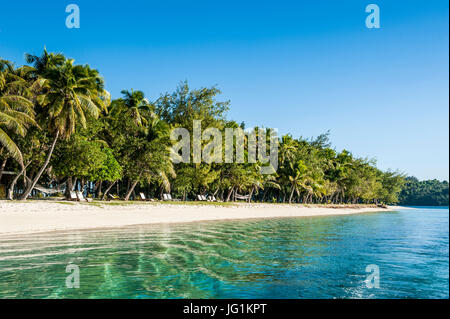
110,89,154,130
288,160,309,203
279,134,297,165
25,48,65,75
330,150,353,203
123,115,175,201
0,59,37,165
18,54,110,200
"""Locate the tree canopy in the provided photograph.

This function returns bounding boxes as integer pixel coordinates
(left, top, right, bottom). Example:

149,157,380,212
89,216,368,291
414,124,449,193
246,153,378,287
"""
0,50,419,204
398,177,449,206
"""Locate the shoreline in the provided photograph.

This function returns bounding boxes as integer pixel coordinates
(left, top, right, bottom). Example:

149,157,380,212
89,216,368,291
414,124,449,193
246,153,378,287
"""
0,200,409,236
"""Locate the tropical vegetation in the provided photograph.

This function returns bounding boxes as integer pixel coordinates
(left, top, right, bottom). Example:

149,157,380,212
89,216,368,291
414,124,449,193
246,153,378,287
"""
0,51,409,204
398,177,449,206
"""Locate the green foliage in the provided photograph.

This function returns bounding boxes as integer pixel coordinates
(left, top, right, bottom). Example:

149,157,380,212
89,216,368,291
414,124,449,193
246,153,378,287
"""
103,89,175,200
52,136,121,182
0,59,37,164
398,177,449,206
377,171,405,204
92,148,122,182
0,51,423,205
35,58,109,138
155,81,229,129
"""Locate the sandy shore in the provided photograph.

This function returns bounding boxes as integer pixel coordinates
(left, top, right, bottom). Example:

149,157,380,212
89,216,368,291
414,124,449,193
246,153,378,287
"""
0,200,403,235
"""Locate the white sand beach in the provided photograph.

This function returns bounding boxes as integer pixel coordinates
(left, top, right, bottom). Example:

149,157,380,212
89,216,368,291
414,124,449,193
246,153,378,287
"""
0,200,405,235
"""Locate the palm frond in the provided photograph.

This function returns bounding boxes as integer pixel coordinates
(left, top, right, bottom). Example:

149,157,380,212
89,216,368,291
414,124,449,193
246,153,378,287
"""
0,127,23,164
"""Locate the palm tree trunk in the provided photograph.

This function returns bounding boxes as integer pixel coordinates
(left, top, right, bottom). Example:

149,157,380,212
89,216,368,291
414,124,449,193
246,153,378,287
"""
97,181,102,199
0,158,7,184
289,186,295,204
226,186,234,202
101,180,117,200
248,186,255,203
7,161,31,200
124,180,139,201
80,178,85,193
261,189,268,202
18,131,59,200
65,176,73,199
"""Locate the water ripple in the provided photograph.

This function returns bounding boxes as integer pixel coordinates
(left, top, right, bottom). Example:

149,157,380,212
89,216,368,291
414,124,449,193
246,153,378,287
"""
0,208,448,298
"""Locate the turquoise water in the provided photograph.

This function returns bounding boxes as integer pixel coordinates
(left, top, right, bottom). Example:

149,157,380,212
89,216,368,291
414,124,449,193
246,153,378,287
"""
0,207,448,298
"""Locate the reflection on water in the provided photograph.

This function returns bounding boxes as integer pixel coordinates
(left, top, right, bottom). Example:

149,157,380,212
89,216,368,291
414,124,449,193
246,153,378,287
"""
0,207,448,298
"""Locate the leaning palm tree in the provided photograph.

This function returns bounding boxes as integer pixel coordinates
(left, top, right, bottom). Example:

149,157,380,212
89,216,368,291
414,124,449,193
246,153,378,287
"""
123,115,175,201
18,55,110,200
0,59,37,165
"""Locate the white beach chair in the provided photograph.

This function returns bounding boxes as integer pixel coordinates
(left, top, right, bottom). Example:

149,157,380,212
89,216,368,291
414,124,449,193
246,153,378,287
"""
76,191,92,202
69,191,78,201
197,195,208,201
139,192,154,201
108,193,119,200
162,193,176,201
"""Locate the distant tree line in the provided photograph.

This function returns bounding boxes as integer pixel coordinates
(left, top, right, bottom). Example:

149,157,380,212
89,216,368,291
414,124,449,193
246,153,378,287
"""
398,177,449,206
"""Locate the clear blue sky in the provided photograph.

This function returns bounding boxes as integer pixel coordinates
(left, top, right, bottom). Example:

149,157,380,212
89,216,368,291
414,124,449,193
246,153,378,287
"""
1,0,448,180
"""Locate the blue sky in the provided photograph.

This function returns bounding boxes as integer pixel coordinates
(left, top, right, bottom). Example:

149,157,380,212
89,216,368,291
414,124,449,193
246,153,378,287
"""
1,0,448,180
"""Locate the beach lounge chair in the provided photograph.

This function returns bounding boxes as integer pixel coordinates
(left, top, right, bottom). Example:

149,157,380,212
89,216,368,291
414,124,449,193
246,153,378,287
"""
163,193,179,201
69,191,78,201
197,195,208,201
108,193,119,200
139,192,154,201
208,195,217,202
76,191,93,202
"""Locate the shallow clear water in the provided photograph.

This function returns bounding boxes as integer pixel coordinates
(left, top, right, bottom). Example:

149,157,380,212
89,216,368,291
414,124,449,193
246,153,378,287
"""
0,207,448,299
